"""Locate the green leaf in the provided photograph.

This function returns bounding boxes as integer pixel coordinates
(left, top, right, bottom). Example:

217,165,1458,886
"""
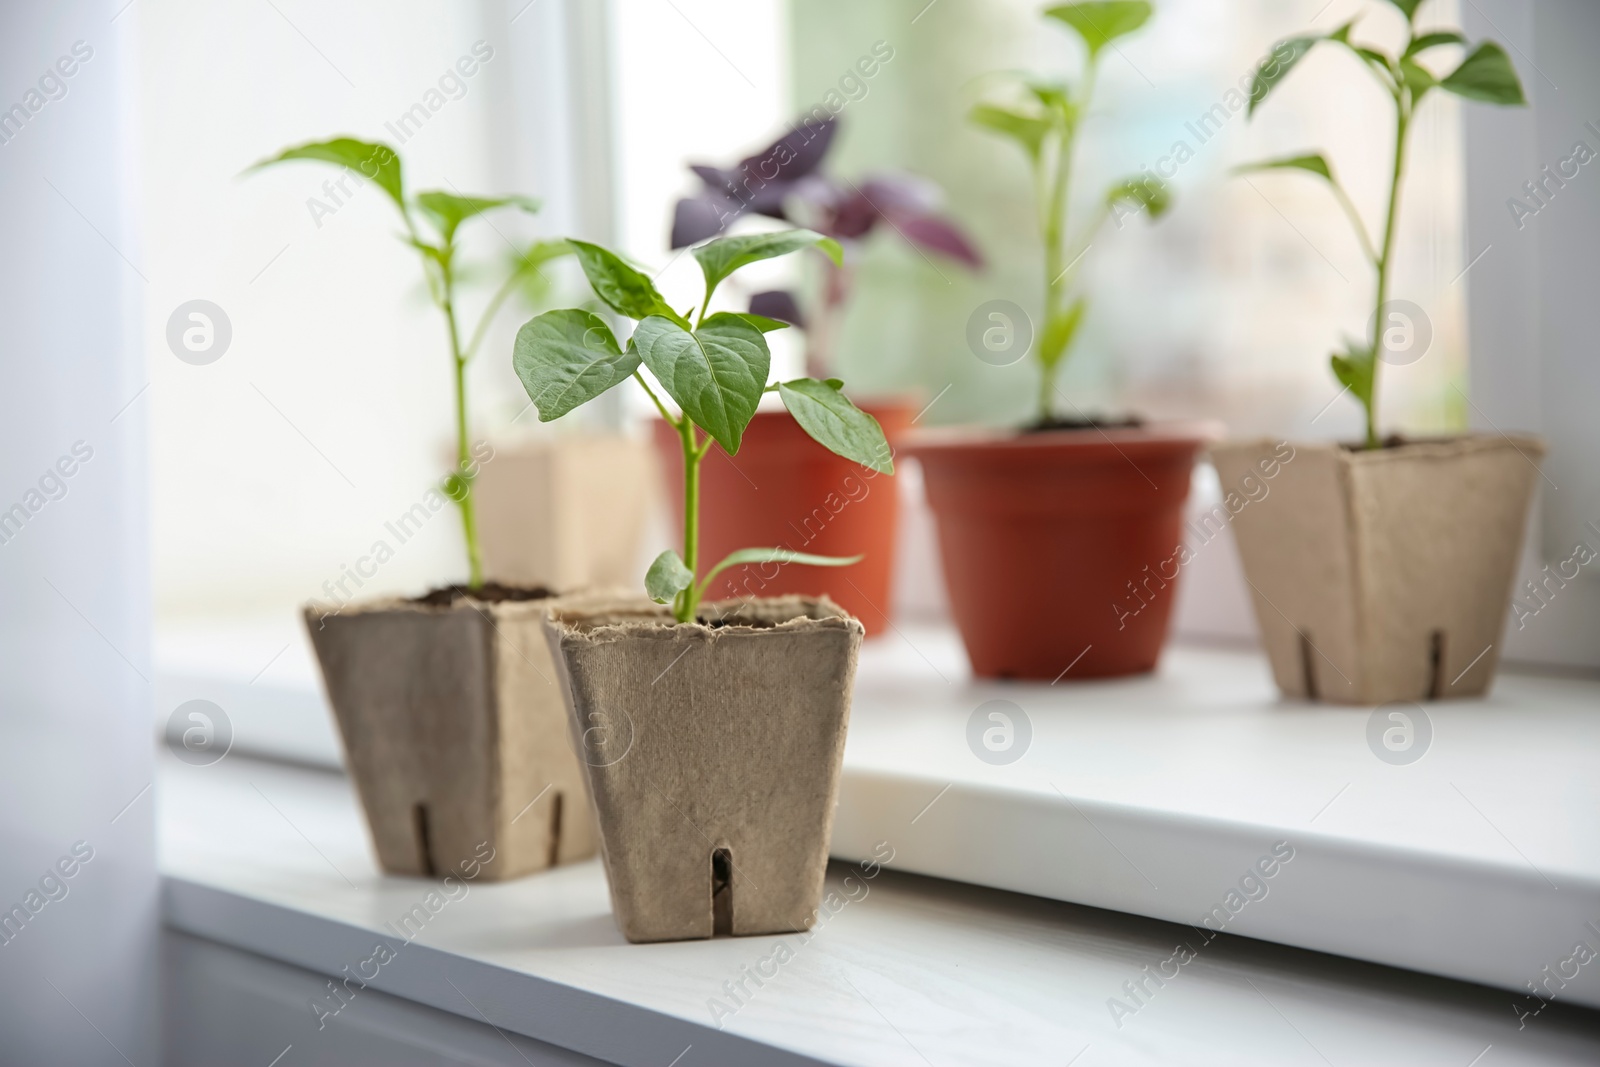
414,191,539,244
692,230,843,305
1043,1,1153,60
1385,0,1423,21
511,310,638,421
645,549,694,605
1247,22,1354,117
633,315,769,454
1404,31,1465,57
777,378,894,475
697,547,864,598
1399,56,1437,99
568,239,682,323
968,102,1055,159
1038,299,1086,371
249,137,405,213
1025,80,1077,128
703,311,790,334
1439,41,1527,106
1329,343,1375,408
1106,177,1171,218
1236,153,1333,181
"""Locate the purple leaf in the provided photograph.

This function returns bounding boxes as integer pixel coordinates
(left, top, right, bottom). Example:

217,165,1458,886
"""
671,194,736,248
887,212,984,268
736,117,838,186
749,289,806,329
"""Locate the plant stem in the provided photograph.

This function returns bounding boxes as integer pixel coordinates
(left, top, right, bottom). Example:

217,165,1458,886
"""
1368,95,1411,450
1038,59,1097,423
440,257,484,587
677,418,703,623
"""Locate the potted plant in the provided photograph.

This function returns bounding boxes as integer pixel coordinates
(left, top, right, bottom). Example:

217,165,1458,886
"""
250,137,596,880
655,116,982,633
907,1,1216,680
511,228,892,942
1215,0,1541,703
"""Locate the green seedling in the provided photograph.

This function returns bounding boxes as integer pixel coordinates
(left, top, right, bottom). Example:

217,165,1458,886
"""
1239,0,1526,448
511,231,894,623
249,137,571,585
969,1,1171,424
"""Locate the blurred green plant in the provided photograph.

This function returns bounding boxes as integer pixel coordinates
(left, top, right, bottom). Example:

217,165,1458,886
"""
249,137,571,587
1239,0,1526,449
511,231,893,623
968,1,1170,425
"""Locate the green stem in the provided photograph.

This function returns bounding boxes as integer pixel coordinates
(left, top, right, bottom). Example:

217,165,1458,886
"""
463,269,523,362
676,419,703,623
440,256,484,587
1368,96,1411,450
1038,58,1097,423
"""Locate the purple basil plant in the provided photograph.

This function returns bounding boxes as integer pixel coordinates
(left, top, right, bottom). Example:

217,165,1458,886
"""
671,116,982,379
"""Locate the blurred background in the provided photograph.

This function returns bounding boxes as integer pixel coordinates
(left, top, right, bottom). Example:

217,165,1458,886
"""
145,0,1474,627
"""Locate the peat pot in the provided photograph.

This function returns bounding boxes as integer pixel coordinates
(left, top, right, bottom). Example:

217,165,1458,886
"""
1211,435,1546,704
304,585,597,881
906,423,1217,680
651,401,911,636
541,595,863,943
473,434,655,592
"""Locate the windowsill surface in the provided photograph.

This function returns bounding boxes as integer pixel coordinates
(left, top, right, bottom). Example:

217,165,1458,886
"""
157,623,1600,1063
160,751,1600,1066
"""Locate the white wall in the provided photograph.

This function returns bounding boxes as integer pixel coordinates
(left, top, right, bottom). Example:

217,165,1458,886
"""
0,2,160,1061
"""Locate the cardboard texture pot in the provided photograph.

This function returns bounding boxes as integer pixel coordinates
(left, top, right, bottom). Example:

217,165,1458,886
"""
541,595,862,943
473,434,654,592
906,423,1216,680
304,589,597,881
650,401,910,636
1210,435,1546,704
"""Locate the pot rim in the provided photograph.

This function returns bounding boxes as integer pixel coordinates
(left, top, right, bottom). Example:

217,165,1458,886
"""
1210,431,1548,463
543,594,861,641
902,418,1224,458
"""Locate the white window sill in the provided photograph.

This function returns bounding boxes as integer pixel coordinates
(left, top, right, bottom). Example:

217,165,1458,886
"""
157,622,1600,1064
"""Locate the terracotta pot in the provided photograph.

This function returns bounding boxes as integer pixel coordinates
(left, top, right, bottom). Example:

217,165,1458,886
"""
650,400,911,636
304,587,597,881
542,595,862,943
1210,435,1546,704
906,423,1217,680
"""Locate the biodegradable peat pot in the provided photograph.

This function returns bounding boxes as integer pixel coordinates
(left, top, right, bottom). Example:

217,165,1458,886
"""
304,586,597,881
906,423,1217,680
474,434,654,592
541,595,863,943
650,401,911,636
1211,435,1546,704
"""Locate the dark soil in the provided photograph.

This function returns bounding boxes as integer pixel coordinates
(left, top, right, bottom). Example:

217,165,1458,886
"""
414,582,554,607
1021,414,1144,434
1341,434,1413,452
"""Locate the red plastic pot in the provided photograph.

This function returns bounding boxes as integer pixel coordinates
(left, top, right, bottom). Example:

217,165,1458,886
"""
651,401,912,636
905,423,1218,679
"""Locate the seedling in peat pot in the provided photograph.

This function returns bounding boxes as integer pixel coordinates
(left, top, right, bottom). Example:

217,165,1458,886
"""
250,138,571,585
1238,0,1526,448
511,230,894,622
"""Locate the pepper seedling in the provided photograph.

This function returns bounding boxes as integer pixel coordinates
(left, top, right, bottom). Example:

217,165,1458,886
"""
249,137,571,586
968,1,1170,426
512,230,894,623
1238,0,1526,449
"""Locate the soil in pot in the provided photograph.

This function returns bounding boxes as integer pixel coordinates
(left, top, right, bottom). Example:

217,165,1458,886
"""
542,595,862,943
1211,434,1546,704
651,401,910,636
907,422,1217,680
304,583,597,881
